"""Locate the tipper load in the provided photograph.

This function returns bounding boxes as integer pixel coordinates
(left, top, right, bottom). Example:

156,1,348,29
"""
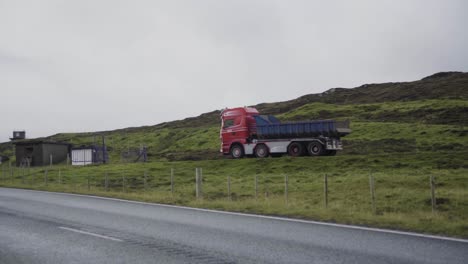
254,116,350,139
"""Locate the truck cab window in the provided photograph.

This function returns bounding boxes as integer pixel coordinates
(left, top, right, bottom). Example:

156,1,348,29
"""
224,119,234,128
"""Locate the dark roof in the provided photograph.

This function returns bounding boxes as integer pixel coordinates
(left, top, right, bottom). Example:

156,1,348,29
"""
72,146,96,150
13,140,71,146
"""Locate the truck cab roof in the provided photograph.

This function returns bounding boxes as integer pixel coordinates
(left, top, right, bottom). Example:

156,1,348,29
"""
221,107,259,118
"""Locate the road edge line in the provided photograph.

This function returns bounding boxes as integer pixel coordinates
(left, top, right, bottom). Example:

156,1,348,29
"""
3,187,468,244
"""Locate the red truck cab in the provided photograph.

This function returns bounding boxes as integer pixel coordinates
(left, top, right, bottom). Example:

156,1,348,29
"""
220,107,258,157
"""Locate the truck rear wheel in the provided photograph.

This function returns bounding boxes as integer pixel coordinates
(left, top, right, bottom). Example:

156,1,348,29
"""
254,144,269,158
324,150,337,156
288,142,303,157
307,142,323,156
230,144,244,159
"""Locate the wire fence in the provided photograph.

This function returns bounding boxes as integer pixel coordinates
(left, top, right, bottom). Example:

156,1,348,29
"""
1,162,466,217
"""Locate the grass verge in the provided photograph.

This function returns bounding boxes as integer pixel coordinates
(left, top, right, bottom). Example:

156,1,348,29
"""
1,151,467,238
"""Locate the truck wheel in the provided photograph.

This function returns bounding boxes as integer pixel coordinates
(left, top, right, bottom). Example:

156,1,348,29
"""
230,144,244,159
307,142,323,156
254,144,269,158
288,142,303,157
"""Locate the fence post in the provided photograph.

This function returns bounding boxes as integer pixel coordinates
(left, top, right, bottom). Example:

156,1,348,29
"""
255,174,258,200
50,155,53,167
195,168,203,199
44,169,48,186
9,161,13,183
369,174,376,214
144,170,148,191
21,167,25,184
199,168,203,199
72,172,76,190
430,175,436,213
105,172,109,191
170,168,174,195
324,174,328,208
195,168,199,199
227,175,231,201
285,174,289,206
122,172,126,193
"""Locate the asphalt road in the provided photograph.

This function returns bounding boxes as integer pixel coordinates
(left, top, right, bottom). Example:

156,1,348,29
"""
0,187,467,264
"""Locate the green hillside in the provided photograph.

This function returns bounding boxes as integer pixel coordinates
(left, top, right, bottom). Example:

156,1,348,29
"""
5,71,464,161
1,72,467,237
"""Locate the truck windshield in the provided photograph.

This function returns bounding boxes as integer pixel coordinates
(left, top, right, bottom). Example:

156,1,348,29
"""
223,119,234,128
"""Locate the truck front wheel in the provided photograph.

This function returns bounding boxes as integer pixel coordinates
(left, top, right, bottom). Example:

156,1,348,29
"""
307,142,323,156
230,144,244,159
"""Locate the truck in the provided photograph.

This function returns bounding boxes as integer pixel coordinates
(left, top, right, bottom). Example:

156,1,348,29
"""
220,107,351,158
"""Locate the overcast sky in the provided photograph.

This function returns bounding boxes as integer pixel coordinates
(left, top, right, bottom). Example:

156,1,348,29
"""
1,0,467,143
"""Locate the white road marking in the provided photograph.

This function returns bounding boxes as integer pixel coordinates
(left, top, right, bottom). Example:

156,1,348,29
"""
6,188,468,244
58,226,123,242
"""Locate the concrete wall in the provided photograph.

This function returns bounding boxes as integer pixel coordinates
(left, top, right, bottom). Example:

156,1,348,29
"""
15,143,69,167
15,143,42,167
42,144,69,166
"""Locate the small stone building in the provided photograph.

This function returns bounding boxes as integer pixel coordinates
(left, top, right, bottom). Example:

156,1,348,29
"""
14,140,71,167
